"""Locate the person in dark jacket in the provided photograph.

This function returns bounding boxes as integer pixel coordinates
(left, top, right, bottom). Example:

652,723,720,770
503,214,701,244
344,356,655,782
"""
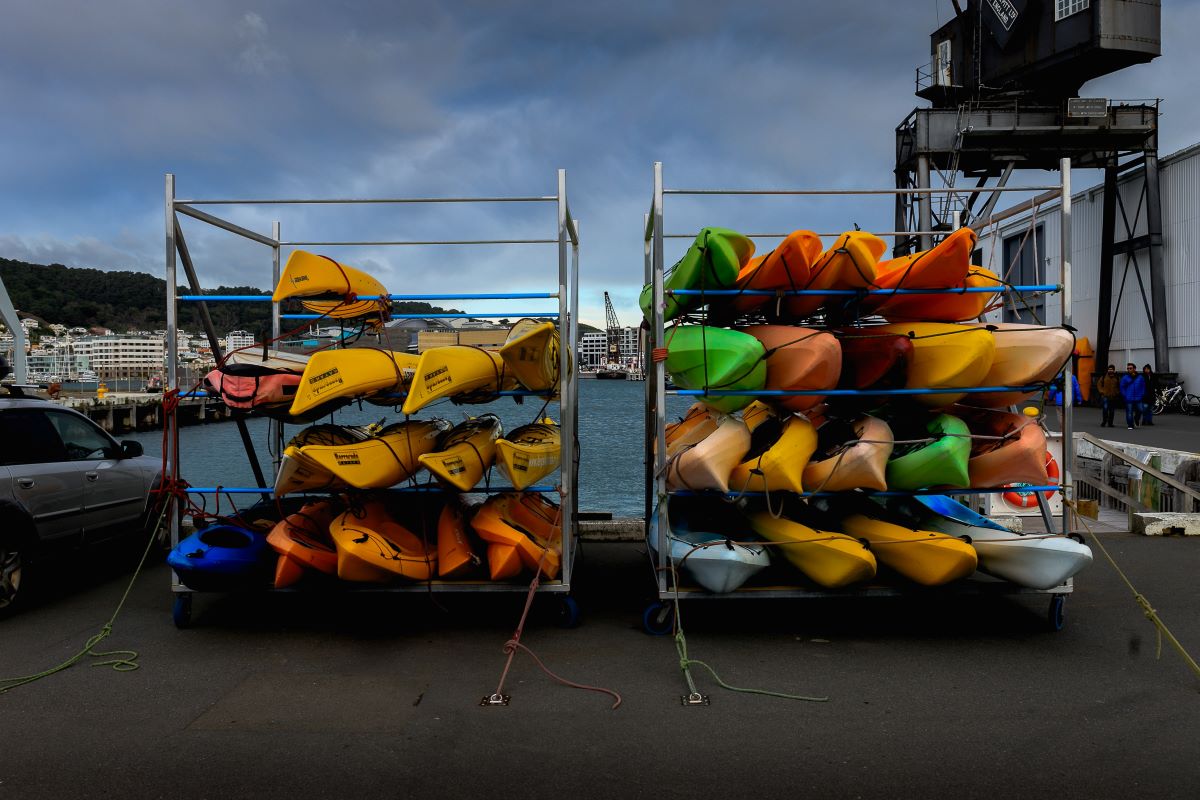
1097,364,1120,427
1140,364,1156,425
1119,362,1146,430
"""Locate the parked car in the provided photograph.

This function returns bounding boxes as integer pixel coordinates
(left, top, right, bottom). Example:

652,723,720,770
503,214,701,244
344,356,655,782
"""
0,384,163,616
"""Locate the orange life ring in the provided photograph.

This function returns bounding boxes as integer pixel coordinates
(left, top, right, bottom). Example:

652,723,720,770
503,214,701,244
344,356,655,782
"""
1002,451,1060,508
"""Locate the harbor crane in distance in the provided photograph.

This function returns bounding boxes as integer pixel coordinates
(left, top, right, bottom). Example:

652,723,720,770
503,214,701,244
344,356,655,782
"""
604,291,622,365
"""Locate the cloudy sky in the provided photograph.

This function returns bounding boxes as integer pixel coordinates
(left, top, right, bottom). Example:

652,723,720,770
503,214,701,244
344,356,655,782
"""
2,1,1197,328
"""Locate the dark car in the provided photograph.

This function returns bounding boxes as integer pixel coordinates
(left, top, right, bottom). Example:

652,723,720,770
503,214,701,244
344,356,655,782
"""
0,384,163,616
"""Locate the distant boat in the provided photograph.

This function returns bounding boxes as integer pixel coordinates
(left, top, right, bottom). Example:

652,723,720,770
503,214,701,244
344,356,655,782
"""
596,363,627,380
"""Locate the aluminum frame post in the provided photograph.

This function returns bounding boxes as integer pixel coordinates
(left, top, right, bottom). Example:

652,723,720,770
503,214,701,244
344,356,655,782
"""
1060,158,1074,536
556,168,575,583
917,155,934,251
164,174,181,554
0,274,28,384
652,162,668,595
644,212,654,526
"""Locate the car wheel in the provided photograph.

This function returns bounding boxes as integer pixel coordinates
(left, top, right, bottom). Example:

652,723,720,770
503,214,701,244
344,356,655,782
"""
0,537,26,617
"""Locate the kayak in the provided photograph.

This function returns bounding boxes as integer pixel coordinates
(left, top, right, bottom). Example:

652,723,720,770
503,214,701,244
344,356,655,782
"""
300,419,449,490
273,250,390,322
662,402,723,460
721,230,823,317
863,227,977,314
830,503,978,586
648,497,771,593
266,500,341,588
470,492,562,580
167,524,273,591
728,404,817,495
803,415,893,493
418,414,503,492
959,408,1049,488
886,494,1092,589
664,325,767,413
876,322,995,407
288,348,418,418
499,318,562,392
740,325,842,412
328,500,437,583
640,227,754,323
789,230,888,319
968,323,1075,408
401,346,518,415
495,419,560,490
876,266,1003,323
272,424,370,495
835,329,914,391
664,414,751,493
1075,336,1095,403
437,498,480,578
885,413,972,490
747,510,876,588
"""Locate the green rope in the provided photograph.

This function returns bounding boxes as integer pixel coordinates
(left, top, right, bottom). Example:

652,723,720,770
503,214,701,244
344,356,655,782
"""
0,500,169,694
665,556,828,703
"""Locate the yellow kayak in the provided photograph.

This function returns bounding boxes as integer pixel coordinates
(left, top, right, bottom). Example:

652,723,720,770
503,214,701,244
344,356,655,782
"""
299,419,449,489
419,414,503,492
747,512,877,588
273,250,390,322
495,419,560,490
876,322,995,407
289,348,418,417
499,318,563,392
328,500,437,583
401,346,518,415
727,402,817,495
838,511,978,586
272,424,370,495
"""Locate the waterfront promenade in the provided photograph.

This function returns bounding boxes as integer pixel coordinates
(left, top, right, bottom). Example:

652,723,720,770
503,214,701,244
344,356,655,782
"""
2,528,1197,799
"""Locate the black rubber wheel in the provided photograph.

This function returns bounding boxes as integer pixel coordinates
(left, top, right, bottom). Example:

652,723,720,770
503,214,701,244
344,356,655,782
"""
642,600,675,636
172,593,193,629
0,537,26,619
556,596,582,628
1047,595,1065,632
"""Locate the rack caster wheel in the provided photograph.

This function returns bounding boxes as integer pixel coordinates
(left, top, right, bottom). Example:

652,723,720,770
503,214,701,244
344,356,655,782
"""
556,596,582,628
1047,595,1065,632
172,593,193,629
642,601,675,636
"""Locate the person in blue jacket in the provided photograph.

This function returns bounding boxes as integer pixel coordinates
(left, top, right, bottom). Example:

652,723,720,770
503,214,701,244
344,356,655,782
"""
1047,373,1082,407
1119,362,1147,430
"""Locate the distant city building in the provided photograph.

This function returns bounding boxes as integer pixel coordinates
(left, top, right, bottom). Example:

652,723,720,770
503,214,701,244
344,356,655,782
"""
226,330,256,351
76,335,165,378
578,327,640,368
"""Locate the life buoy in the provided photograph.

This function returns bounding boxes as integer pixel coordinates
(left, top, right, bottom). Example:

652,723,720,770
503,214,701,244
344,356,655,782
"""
1002,451,1060,508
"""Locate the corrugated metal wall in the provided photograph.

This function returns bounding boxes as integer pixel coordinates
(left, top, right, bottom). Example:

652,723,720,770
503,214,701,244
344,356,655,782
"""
975,142,1200,380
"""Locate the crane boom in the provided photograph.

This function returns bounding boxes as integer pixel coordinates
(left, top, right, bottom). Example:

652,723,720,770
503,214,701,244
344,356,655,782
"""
603,292,621,363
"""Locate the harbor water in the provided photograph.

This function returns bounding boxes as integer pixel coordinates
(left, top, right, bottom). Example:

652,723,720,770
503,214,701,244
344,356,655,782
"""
123,377,692,518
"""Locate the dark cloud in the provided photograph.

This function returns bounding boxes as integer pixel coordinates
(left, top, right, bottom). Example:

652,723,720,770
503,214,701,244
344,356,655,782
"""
1,0,1195,326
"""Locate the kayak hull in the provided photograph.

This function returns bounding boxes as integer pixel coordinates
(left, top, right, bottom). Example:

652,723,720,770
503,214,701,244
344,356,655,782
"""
886,413,972,490
740,325,842,412
803,415,893,493
747,511,876,588
664,326,767,413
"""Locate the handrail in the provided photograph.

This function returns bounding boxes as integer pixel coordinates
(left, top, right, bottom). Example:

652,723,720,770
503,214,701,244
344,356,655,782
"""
1077,474,1151,513
1077,432,1200,505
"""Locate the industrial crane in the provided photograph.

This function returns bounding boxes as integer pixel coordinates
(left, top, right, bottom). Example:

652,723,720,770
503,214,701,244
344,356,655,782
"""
603,292,621,365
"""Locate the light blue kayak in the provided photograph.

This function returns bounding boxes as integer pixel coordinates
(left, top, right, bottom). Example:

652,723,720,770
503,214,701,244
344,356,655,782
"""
648,497,770,593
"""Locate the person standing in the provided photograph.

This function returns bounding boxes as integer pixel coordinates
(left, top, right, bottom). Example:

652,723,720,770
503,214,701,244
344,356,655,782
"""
1097,364,1120,427
1141,364,1156,425
1119,362,1146,430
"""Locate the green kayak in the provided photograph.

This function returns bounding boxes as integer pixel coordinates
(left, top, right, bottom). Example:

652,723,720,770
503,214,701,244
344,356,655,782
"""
885,413,971,490
640,227,754,323
664,325,767,413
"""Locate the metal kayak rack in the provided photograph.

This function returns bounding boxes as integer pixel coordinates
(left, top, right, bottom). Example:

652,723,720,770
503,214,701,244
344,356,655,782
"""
163,171,581,628
642,159,1077,635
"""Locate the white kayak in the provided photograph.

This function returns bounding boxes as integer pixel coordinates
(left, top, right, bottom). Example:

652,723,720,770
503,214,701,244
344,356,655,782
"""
648,498,770,594
883,495,1093,590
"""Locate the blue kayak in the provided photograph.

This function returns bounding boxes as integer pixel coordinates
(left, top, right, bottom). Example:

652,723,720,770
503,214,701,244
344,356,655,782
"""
167,524,274,590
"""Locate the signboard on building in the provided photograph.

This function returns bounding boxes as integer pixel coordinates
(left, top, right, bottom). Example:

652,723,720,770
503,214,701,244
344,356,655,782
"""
1067,97,1109,118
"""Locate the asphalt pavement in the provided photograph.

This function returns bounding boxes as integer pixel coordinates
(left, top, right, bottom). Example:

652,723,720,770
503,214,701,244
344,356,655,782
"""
2,526,1198,800
1045,402,1200,452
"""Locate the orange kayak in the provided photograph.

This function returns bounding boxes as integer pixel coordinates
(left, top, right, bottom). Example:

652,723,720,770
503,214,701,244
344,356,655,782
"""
782,231,887,319
864,227,977,313
437,498,479,578
328,500,437,583
803,415,893,493
266,500,341,588
740,325,842,412
876,266,1003,323
958,407,1049,488
724,230,823,316
471,493,562,579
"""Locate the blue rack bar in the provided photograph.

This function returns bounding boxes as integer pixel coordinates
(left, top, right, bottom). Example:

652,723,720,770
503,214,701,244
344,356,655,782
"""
670,486,1061,499
672,385,1043,397
178,293,559,302
180,390,553,399
667,284,1060,297
185,485,557,495
281,312,559,320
